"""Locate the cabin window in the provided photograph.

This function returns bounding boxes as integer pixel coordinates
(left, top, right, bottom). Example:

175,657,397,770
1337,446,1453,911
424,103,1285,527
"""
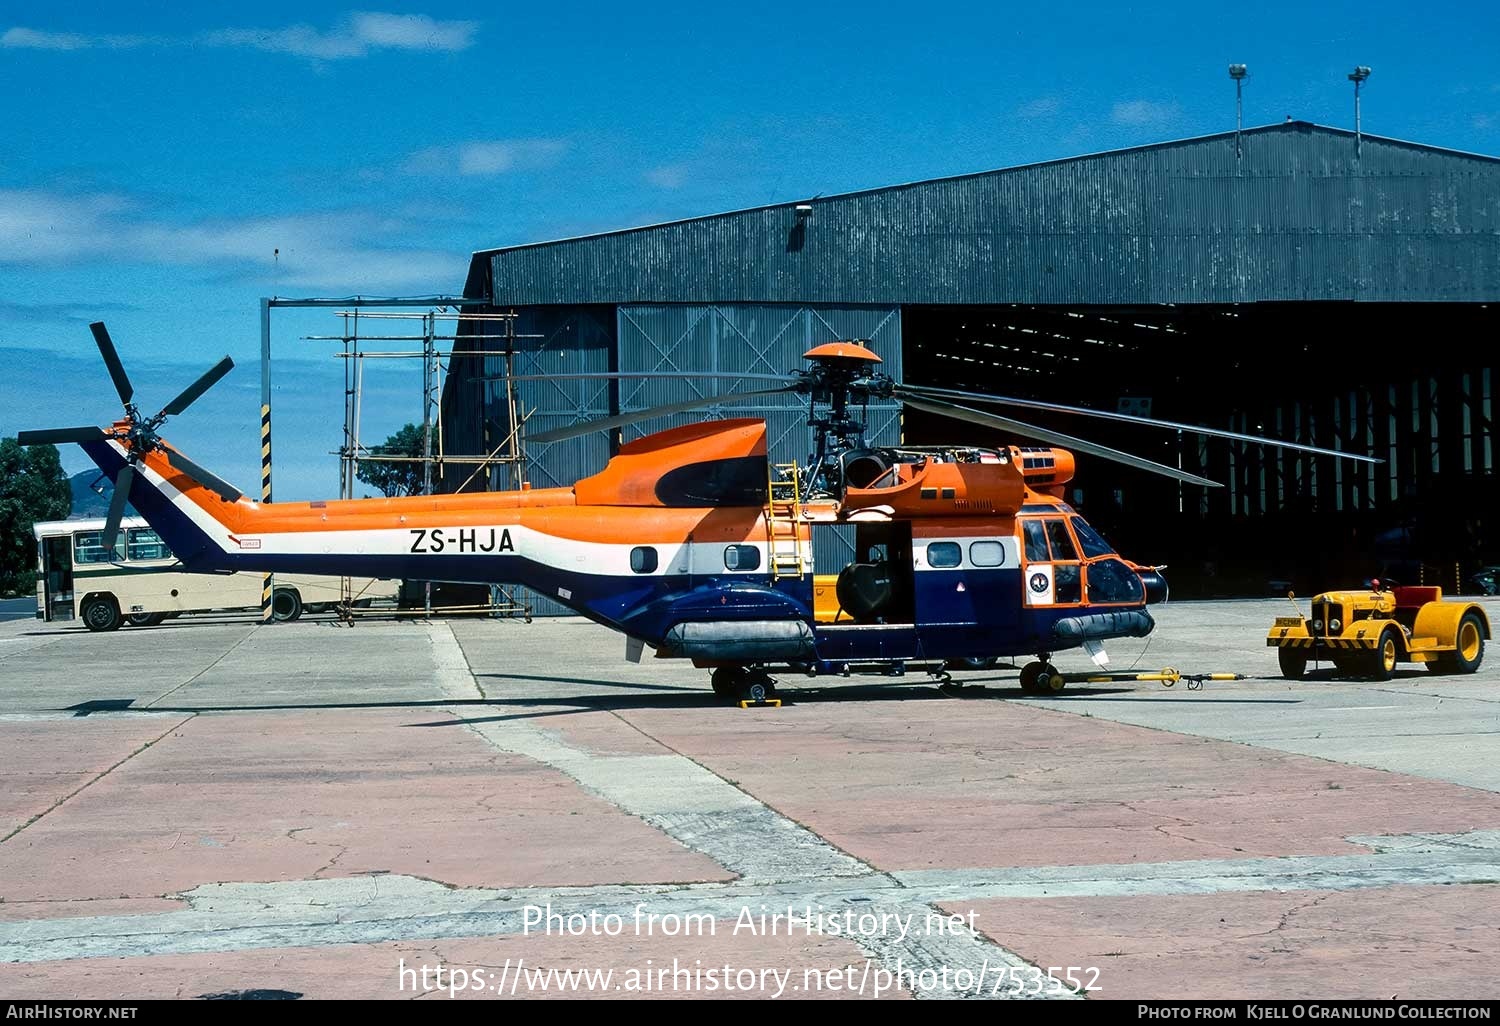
1022,520,1050,562
926,542,962,568
629,546,658,574
969,540,1006,567
72,531,113,565
1055,564,1082,604
126,528,171,563
1045,520,1079,561
1070,517,1115,559
1086,558,1144,603
723,544,761,571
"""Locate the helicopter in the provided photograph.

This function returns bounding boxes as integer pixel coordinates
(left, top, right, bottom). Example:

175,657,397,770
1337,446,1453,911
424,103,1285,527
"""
21,323,1377,702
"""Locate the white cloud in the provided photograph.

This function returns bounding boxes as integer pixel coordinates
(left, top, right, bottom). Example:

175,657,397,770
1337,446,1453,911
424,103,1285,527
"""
2,27,156,50
2,12,477,61
403,139,571,177
2,27,90,49
1111,99,1183,128
1016,96,1062,119
349,12,475,52
645,164,689,190
457,139,569,175
0,189,463,292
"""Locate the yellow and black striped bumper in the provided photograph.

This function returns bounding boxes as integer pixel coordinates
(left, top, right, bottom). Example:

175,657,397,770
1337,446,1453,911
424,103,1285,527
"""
1266,636,1377,650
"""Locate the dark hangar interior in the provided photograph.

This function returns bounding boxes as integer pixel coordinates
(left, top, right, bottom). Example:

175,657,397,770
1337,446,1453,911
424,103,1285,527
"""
441,121,1500,607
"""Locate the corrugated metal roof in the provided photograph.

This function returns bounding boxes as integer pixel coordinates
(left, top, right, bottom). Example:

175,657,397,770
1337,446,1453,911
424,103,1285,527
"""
476,122,1500,306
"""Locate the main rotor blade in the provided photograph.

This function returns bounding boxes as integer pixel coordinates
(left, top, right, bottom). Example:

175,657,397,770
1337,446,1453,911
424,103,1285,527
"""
102,464,134,557
90,322,134,407
528,386,798,444
898,392,1223,488
899,383,1382,465
159,356,235,417
163,449,243,502
17,427,107,446
479,372,799,384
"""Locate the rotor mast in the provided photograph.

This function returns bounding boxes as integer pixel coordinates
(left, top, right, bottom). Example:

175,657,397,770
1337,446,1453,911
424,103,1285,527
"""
800,340,889,496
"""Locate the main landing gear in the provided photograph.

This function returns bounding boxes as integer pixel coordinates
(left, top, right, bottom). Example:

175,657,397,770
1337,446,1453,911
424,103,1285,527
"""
710,666,779,704
1018,656,1066,694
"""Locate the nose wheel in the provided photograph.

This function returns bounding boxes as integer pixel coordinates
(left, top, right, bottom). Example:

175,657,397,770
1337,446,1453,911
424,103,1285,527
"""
710,666,779,703
1019,659,1066,693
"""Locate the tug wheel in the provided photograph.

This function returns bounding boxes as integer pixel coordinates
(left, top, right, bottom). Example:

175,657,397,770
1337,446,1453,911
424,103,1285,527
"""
1277,648,1308,680
1430,612,1485,675
1361,626,1401,681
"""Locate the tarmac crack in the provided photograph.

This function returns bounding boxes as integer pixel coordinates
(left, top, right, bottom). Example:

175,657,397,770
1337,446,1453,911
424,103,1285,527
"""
142,629,259,707
0,713,194,846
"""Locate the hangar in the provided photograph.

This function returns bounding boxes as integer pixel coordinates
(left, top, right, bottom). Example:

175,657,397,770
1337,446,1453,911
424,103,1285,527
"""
440,120,1500,610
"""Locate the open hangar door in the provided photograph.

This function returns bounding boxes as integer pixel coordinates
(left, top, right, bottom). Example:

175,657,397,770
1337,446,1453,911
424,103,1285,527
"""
901,303,1499,597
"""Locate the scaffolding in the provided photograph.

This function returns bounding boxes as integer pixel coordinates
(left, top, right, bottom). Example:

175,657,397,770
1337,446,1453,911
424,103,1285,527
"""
303,308,534,621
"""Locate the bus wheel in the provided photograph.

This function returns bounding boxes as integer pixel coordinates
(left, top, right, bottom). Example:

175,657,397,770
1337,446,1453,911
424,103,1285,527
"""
81,596,123,633
271,588,303,623
126,612,166,627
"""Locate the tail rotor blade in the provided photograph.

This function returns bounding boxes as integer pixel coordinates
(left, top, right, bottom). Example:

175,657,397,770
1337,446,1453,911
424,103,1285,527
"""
527,385,798,444
103,464,134,557
159,356,235,417
90,322,134,408
897,391,1223,489
165,449,243,502
17,427,107,446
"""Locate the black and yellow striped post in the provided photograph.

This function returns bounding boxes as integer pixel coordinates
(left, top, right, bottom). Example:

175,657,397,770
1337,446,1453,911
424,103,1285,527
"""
259,297,274,625
260,403,273,623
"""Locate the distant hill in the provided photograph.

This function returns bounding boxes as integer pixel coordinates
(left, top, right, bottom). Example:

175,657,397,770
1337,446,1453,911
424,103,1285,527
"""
68,470,134,520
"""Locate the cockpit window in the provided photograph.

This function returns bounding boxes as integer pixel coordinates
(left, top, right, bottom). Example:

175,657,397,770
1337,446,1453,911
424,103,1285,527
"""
1086,558,1144,603
1022,520,1049,562
1070,517,1115,559
1045,520,1078,561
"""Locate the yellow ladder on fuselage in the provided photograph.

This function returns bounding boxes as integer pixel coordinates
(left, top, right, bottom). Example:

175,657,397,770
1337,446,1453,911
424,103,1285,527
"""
766,463,805,581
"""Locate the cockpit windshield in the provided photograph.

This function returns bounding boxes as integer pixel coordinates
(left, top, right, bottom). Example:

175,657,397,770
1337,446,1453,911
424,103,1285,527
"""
1069,517,1116,559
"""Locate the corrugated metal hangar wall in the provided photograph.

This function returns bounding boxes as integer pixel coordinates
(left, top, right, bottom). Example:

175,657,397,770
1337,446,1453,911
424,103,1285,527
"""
441,121,1500,608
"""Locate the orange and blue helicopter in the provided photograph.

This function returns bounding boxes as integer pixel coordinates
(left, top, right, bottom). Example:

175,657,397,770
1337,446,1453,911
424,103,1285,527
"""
22,324,1376,701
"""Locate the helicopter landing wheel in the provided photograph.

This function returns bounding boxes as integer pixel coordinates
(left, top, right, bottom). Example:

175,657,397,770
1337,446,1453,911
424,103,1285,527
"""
744,670,778,703
710,666,747,698
1019,660,1064,693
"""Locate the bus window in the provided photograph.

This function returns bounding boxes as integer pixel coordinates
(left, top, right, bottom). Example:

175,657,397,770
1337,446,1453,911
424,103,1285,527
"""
1045,520,1078,561
1022,521,1049,562
1070,517,1115,559
127,528,171,562
73,531,113,565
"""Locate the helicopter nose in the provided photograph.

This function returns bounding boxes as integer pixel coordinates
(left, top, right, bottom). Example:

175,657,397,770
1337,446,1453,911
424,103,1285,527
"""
1138,568,1169,604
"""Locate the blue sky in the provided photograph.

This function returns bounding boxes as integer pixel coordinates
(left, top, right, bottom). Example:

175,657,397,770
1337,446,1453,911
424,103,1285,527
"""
3,1,1497,500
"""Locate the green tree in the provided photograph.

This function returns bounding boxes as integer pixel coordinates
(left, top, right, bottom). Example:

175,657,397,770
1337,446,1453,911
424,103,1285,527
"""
357,423,428,498
0,439,72,597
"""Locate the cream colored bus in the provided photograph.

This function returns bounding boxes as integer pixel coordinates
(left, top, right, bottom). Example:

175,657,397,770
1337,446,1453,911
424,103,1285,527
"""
33,517,398,631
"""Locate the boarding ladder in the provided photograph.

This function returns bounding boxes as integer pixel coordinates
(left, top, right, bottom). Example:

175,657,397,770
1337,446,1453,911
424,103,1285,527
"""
766,463,806,581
